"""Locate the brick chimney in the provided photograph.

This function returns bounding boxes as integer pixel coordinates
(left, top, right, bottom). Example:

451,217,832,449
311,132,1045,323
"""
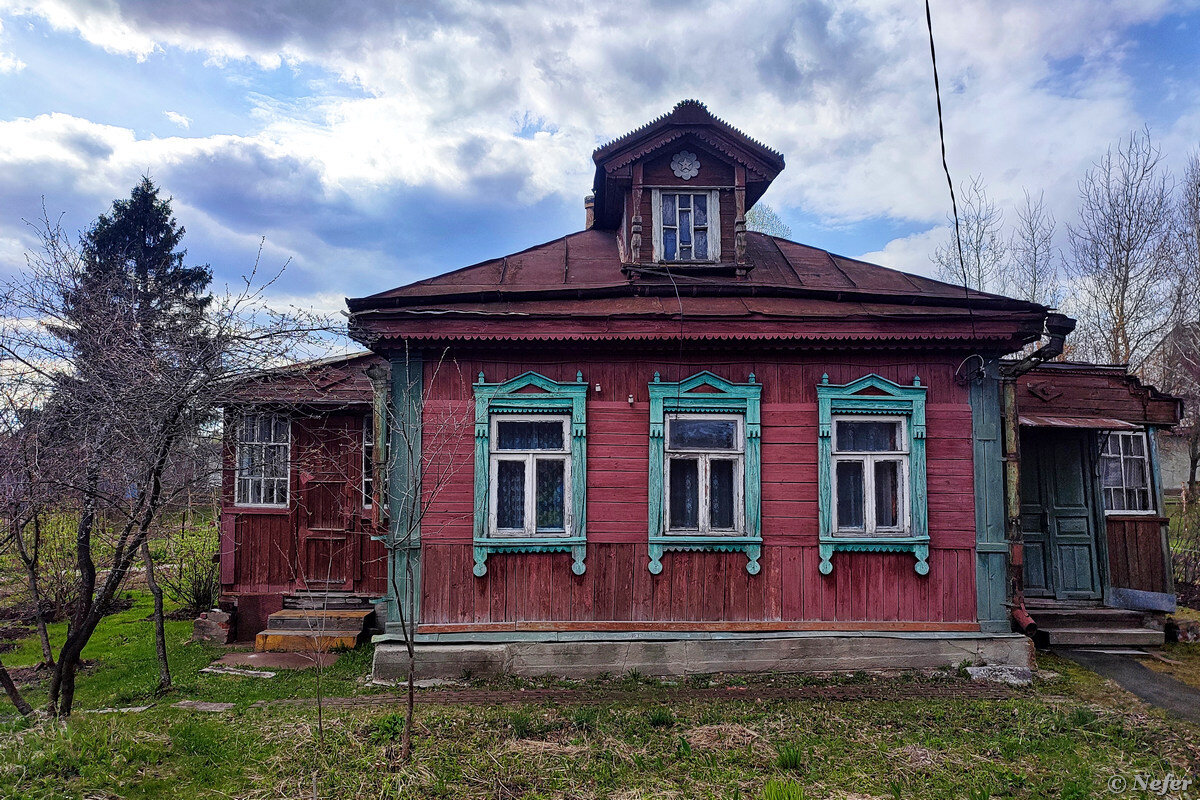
584,194,595,229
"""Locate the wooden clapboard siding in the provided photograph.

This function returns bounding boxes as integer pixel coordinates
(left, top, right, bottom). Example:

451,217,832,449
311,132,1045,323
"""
419,543,977,625
1106,516,1170,594
419,348,979,628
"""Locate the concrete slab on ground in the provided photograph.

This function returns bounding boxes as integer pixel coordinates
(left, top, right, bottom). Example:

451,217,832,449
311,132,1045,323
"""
374,632,1035,681
172,700,235,712
1058,648,1200,726
215,651,338,670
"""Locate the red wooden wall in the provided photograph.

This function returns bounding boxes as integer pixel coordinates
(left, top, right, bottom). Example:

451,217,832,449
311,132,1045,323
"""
418,349,980,633
1106,516,1170,594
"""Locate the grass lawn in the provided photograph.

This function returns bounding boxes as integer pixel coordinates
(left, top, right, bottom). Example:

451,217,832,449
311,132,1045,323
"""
2,595,1199,799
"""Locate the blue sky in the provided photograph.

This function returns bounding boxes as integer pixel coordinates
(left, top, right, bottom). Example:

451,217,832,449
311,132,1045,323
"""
0,1,1198,318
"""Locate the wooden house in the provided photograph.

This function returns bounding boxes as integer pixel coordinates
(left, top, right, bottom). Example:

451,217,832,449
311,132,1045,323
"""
218,101,1180,674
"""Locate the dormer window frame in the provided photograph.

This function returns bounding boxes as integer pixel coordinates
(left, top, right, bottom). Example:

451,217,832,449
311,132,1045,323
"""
650,187,722,264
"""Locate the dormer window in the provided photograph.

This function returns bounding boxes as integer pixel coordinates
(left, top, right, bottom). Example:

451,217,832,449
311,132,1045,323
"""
652,189,721,263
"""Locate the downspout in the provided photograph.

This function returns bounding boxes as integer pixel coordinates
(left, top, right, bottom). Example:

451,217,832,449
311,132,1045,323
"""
998,313,1076,637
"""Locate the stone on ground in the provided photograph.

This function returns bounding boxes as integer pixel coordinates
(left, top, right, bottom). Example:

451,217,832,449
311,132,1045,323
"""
200,665,276,678
966,665,1033,686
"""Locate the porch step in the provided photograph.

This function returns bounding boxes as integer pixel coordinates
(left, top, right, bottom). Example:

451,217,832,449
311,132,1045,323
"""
1044,627,1165,648
255,607,375,653
1031,608,1147,629
262,609,374,632
282,592,374,611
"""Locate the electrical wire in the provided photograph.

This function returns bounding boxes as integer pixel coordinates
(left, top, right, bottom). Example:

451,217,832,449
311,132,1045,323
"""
924,0,979,343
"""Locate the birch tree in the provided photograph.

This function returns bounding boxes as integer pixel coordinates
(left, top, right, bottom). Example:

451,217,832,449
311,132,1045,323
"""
1006,189,1061,306
1066,129,1176,369
933,176,1007,293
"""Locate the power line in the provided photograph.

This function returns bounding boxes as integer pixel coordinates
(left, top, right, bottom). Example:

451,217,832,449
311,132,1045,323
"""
924,0,978,342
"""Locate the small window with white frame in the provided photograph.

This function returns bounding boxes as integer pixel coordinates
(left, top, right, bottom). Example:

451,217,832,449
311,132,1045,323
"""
653,189,721,262
664,413,744,535
1100,431,1153,513
831,417,909,536
489,414,571,537
235,411,290,507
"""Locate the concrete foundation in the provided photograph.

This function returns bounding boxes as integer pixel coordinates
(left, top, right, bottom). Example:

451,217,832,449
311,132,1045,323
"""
371,631,1035,681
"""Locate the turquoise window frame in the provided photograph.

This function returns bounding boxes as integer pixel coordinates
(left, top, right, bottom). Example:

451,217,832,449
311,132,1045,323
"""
648,371,762,575
472,371,588,577
817,373,929,576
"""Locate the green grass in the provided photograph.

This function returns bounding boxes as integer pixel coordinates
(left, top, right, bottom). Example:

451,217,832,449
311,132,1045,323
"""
2,607,1200,798
4,592,383,712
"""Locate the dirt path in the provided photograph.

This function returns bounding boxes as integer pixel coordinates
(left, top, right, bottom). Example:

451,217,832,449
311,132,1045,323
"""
250,681,1017,710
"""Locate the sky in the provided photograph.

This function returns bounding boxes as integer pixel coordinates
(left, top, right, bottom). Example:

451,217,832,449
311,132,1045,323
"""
0,0,1198,323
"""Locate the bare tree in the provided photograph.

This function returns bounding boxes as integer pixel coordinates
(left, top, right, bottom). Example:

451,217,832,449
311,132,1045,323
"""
1066,128,1177,369
933,175,1007,293
369,346,470,762
0,212,331,718
745,203,792,239
1006,189,1061,306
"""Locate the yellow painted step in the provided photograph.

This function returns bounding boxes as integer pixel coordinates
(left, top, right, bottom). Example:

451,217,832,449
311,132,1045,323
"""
255,630,362,653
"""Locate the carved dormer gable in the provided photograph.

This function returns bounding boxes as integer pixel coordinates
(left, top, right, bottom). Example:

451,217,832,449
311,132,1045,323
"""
591,100,784,277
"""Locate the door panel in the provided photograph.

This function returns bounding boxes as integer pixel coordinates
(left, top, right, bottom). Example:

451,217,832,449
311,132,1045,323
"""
1045,432,1101,599
295,414,360,591
1020,430,1102,600
1019,431,1053,597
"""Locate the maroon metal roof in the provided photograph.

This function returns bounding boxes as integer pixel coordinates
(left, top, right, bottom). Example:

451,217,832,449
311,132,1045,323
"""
221,351,383,406
349,229,1030,311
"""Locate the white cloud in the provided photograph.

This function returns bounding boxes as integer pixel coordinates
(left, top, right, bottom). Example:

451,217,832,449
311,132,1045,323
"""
0,0,1198,290
164,110,190,129
858,226,948,279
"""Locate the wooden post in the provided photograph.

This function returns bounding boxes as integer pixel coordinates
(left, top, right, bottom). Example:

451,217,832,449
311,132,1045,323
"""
1001,378,1031,632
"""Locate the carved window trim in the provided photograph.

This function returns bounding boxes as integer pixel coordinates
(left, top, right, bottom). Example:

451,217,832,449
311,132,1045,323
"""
472,371,588,577
817,374,929,576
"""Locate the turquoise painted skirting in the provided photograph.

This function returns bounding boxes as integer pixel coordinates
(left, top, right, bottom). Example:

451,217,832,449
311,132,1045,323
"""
647,371,763,575
816,373,930,575
472,371,589,576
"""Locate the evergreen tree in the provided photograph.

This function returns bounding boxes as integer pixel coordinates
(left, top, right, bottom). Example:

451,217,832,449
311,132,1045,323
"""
60,177,212,361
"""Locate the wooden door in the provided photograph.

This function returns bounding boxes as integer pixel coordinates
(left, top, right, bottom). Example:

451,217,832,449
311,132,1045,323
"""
296,414,358,591
1020,430,1102,600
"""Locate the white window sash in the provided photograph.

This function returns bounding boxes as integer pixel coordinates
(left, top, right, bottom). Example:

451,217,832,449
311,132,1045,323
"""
362,416,374,508
234,412,290,508
650,188,722,263
1100,430,1155,515
830,415,910,536
488,414,572,537
663,413,744,535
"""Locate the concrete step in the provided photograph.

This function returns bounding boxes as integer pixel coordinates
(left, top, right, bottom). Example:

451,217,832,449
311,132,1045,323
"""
265,608,374,632
1031,608,1147,629
255,628,365,653
1043,627,1165,648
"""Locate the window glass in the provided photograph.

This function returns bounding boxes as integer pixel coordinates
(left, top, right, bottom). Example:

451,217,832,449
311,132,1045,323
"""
235,412,289,506
669,418,737,450
496,460,525,529
669,458,700,529
497,420,564,450
874,460,900,528
836,421,899,452
535,459,565,530
836,460,865,529
1100,432,1153,513
659,191,715,262
709,459,735,529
